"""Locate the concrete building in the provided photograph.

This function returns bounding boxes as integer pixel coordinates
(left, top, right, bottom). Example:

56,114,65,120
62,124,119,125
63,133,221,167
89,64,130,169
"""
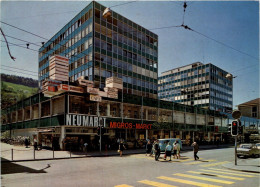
158,62,233,113
238,98,260,119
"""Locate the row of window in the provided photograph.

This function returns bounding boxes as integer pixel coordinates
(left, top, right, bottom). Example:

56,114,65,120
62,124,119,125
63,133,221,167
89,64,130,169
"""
39,7,93,57
160,66,210,81
158,76,210,90
94,23,157,57
94,7,157,47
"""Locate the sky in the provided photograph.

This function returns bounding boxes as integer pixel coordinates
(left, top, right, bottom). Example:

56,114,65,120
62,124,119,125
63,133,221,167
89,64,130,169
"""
0,0,259,108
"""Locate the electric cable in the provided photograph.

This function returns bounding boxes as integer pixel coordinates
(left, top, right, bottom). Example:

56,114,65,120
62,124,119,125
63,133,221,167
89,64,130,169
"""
110,1,137,8
3,34,42,47
0,68,38,77
1,65,38,74
0,27,16,60
0,40,39,52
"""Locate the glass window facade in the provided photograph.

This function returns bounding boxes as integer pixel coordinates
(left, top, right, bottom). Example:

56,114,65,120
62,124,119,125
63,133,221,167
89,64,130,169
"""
158,63,233,113
38,1,158,99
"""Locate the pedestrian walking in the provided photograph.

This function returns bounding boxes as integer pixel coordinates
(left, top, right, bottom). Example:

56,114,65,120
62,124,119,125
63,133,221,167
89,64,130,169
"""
25,138,29,148
173,142,177,159
191,141,199,160
176,141,181,159
118,141,126,157
164,142,173,161
154,140,160,161
146,141,152,156
33,139,38,151
84,142,88,153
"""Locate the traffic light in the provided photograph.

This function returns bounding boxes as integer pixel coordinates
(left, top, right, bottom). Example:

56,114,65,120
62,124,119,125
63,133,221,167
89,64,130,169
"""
232,120,238,136
238,120,243,135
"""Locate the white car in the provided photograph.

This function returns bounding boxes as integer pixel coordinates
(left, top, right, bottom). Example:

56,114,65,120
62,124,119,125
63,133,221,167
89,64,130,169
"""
237,144,260,158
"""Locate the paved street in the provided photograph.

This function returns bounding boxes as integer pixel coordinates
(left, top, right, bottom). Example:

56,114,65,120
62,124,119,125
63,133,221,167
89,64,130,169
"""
2,147,259,187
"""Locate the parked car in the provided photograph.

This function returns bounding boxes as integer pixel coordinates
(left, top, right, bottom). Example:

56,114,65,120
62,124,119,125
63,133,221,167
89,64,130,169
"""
255,143,260,149
237,144,260,158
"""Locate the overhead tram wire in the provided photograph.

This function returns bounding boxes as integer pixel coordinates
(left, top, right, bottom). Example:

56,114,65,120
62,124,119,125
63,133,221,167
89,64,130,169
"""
0,27,16,61
1,65,38,74
189,28,259,62
3,34,42,47
0,40,39,52
0,68,38,77
1,2,259,63
109,1,138,8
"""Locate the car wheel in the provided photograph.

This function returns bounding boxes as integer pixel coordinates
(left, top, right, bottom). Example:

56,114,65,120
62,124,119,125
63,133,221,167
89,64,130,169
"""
252,154,255,158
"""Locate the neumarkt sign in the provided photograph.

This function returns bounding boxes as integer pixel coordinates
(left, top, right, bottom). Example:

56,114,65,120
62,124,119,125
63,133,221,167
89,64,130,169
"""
66,114,106,127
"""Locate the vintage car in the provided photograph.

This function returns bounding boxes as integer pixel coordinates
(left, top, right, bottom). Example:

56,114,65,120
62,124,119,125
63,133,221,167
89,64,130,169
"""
237,144,260,158
255,143,260,149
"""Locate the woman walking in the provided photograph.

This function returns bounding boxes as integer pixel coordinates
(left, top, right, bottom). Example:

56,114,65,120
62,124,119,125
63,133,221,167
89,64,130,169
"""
164,142,173,161
119,141,126,157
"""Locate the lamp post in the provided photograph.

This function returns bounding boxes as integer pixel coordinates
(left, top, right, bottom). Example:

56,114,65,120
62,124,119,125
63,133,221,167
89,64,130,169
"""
226,73,239,165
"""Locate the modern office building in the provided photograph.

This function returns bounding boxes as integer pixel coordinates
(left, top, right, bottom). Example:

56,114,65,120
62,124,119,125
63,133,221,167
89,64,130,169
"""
158,62,233,113
238,98,260,119
38,1,158,99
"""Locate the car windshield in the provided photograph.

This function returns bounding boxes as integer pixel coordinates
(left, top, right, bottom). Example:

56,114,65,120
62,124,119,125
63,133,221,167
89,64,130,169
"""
240,145,252,149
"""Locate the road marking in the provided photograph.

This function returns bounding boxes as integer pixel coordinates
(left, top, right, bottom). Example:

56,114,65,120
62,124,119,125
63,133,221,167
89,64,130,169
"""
177,158,194,162
200,161,229,167
114,185,134,187
187,171,245,180
158,176,222,187
138,180,177,187
200,169,255,177
173,173,234,184
185,160,216,165
208,168,260,176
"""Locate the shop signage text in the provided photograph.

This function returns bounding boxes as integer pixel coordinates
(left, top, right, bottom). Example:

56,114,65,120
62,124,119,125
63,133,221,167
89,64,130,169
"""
109,122,152,129
66,114,106,127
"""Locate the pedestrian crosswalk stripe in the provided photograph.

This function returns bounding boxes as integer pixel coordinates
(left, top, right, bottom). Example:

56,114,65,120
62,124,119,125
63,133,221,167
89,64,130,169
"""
185,160,216,165
114,184,134,187
138,180,177,187
200,169,255,177
187,171,245,181
177,158,194,162
173,173,234,184
208,168,260,176
158,176,222,187
200,161,229,167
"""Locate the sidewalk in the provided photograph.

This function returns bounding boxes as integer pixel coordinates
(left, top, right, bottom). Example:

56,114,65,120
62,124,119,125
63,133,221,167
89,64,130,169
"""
1,142,259,173
222,158,260,173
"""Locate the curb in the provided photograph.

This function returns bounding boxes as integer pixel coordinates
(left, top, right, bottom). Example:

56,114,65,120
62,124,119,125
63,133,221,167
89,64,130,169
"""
222,163,260,174
1,151,146,163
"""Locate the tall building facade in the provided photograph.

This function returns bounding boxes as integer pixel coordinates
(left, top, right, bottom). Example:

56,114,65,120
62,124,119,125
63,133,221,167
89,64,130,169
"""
38,1,158,99
158,62,233,112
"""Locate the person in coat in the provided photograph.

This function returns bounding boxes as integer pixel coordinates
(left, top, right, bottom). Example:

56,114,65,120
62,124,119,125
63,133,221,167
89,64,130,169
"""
191,141,199,160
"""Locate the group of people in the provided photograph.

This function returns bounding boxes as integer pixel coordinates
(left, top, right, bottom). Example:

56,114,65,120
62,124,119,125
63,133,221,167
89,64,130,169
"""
145,140,199,161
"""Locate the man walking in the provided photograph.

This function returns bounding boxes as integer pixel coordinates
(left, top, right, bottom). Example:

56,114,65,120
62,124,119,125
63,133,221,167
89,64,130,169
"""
191,141,199,160
154,140,160,161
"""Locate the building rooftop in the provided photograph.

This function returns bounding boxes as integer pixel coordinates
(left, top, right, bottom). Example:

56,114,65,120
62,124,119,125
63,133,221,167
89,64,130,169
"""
238,98,260,107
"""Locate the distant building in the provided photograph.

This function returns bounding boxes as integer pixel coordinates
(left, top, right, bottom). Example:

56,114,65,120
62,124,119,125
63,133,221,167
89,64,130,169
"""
238,98,260,119
158,62,233,113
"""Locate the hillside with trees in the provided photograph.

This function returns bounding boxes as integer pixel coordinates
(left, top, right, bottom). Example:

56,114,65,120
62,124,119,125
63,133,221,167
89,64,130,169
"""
1,74,39,109
1,74,38,88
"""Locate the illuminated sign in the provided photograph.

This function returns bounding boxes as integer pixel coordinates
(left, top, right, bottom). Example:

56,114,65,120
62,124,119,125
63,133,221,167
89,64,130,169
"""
66,114,106,127
109,122,152,129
